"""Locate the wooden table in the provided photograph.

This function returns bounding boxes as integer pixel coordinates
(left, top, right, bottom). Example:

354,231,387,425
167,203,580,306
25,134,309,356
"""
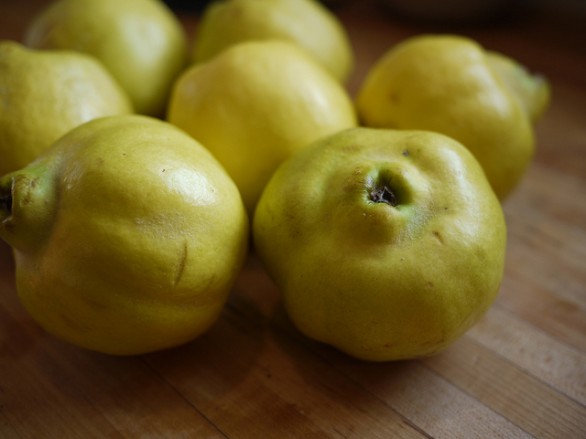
1,1,585,437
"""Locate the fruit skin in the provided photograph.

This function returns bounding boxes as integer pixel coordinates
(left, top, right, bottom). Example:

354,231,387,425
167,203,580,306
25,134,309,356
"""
356,34,550,200
0,40,132,176
485,51,550,123
24,0,187,116
0,115,249,355
192,0,354,83
253,127,506,361
168,40,357,214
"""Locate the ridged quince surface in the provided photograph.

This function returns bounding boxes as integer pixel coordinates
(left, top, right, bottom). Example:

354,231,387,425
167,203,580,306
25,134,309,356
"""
168,40,357,214
0,115,248,355
253,127,506,361
0,40,132,176
356,34,550,200
24,0,187,116
192,0,354,83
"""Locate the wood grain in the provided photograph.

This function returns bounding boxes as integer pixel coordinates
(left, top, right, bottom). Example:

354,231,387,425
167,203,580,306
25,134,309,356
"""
1,1,585,438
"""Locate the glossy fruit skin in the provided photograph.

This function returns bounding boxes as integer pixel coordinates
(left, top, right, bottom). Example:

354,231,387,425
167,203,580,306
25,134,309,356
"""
192,0,354,83
24,0,187,116
0,40,132,176
0,115,248,355
253,127,506,361
168,40,357,214
485,51,550,122
356,34,549,200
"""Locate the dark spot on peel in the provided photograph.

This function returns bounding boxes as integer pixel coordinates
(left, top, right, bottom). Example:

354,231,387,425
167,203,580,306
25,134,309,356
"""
432,230,444,244
173,241,189,287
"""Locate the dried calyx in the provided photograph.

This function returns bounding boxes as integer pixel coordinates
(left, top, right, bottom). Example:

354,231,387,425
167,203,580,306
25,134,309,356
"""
369,184,398,206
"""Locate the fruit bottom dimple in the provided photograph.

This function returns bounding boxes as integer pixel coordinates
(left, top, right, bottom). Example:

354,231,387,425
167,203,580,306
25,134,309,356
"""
366,169,406,207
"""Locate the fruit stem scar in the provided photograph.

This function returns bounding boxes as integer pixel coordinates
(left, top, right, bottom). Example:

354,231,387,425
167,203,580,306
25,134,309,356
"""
0,186,12,217
369,185,398,206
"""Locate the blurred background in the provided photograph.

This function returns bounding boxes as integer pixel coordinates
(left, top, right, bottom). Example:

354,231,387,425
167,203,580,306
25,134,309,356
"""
160,0,586,25
5,0,586,28
1,0,584,97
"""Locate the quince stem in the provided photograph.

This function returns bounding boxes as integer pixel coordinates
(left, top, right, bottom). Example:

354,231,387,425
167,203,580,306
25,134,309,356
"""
0,169,56,252
0,180,12,222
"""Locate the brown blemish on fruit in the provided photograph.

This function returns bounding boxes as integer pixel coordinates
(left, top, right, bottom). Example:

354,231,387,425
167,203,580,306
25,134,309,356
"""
173,241,188,288
389,90,401,105
22,177,40,206
432,230,444,244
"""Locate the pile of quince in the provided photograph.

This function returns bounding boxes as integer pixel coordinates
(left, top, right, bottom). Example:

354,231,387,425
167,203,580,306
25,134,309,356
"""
0,0,549,361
